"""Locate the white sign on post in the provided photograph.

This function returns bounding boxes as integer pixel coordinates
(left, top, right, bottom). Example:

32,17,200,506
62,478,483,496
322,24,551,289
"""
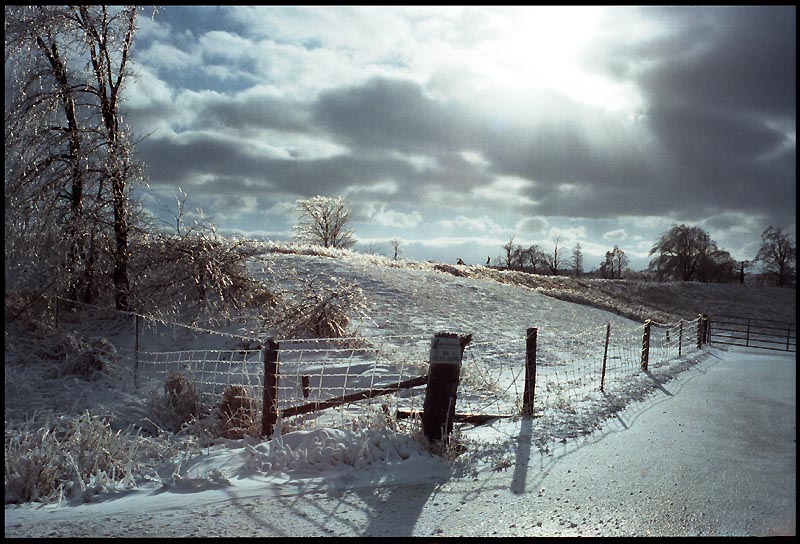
430,336,462,365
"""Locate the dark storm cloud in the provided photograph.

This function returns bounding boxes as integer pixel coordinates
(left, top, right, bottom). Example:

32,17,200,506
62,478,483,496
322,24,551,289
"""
638,6,796,119
192,94,312,133
313,77,484,154
137,4,795,232
137,130,482,205
620,7,794,222
312,76,655,214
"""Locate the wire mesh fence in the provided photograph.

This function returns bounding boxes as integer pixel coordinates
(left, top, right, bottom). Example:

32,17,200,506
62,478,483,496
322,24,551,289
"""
16,295,708,436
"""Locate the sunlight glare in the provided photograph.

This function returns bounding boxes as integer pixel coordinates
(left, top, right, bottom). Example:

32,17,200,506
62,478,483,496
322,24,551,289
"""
475,7,642,114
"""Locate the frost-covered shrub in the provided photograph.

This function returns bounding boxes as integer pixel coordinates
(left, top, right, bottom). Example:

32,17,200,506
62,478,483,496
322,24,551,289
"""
433,263,468,277
128,223,273,323
218,384,257,439
146,373,203,433
4,412,138,504
45,336,117,380
267,276,369,341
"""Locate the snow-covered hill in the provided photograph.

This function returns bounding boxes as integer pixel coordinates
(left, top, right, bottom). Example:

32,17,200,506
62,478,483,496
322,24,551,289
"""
5,245,796,536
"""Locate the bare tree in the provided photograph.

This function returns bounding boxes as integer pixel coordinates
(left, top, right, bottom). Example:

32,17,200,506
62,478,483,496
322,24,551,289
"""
572,243,583,278
599,245,628,279
6,6,93,300
501,236,516,269
74,5,142,309
544,235,562,275
525,244,546,274
292,195,357,249
756,226,796,287
649,224,733,282
612,245,628,279
5,6,147,309
390,238,401,260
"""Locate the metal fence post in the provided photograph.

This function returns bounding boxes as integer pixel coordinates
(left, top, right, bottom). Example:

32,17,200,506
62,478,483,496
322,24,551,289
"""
641,319,651,371
600,323,610,392
523,327,538,415
261,339,280,438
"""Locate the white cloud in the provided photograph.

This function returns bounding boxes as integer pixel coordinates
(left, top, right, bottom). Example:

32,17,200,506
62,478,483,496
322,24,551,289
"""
436,215,505,237
366,205,423,229
602,229,628,241
344,180,399,197
137,41,200,72
516,217,549,235
471,176,537,207
124,63,174,116
548,225,588,242
460,150,490,166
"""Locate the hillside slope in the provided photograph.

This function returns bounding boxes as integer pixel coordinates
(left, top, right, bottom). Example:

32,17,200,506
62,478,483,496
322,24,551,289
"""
258,244,797,325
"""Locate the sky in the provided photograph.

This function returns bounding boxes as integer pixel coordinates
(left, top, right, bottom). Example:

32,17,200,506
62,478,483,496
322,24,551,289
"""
122,5,796,270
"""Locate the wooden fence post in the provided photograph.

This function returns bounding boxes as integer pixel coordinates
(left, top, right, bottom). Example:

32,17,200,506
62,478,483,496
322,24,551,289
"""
600,323,610,392
522,327,538,415
704,315,711,344
422,333,467,442
641,319,651,371
134,314,140,390
261,339,280,438
678,319,683,357
697,314,705,349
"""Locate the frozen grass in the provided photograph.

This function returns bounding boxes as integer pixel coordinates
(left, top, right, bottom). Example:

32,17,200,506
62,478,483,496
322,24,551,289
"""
4,411,139,505
4,242,795,506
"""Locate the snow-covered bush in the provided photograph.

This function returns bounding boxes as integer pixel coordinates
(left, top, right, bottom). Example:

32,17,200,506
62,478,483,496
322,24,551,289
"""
146,373,204,433
218,385,257,439
128,224,274,324
4,412,138,504
265,276,370,342
44,337,117,380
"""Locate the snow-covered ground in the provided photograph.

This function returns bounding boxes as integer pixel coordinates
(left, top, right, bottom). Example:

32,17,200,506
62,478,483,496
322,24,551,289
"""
4,249,796,536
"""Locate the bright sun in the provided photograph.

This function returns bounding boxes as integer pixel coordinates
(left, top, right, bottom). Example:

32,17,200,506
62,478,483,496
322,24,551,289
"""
473,6,643,115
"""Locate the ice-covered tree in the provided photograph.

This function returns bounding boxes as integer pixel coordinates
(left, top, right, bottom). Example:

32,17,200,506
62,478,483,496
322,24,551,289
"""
292,195,357,249
572,243,583,278
756,226,796,287
4,5,147,309
649,224,733,282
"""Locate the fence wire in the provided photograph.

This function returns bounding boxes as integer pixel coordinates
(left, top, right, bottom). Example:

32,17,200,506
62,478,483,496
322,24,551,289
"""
20,295,708,434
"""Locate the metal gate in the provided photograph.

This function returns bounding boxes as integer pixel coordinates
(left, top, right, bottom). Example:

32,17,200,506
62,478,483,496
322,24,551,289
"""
707,315,796,352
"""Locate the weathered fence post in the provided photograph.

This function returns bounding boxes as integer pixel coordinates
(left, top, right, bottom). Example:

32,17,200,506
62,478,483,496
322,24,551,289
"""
704,315,711,344
261,339,280,438
641,319,652,371
697,314,706,349
600,323,610,392
678,319,684,357
522,327,538,415
134,314,140,390
422,333,467,442
744,318,751,347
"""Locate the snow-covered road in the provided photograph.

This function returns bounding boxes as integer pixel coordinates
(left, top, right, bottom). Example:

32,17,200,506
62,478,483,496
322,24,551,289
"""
6,344,794,537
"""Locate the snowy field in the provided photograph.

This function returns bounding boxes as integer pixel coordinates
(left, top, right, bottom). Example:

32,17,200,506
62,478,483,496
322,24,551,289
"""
5,248,796,536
